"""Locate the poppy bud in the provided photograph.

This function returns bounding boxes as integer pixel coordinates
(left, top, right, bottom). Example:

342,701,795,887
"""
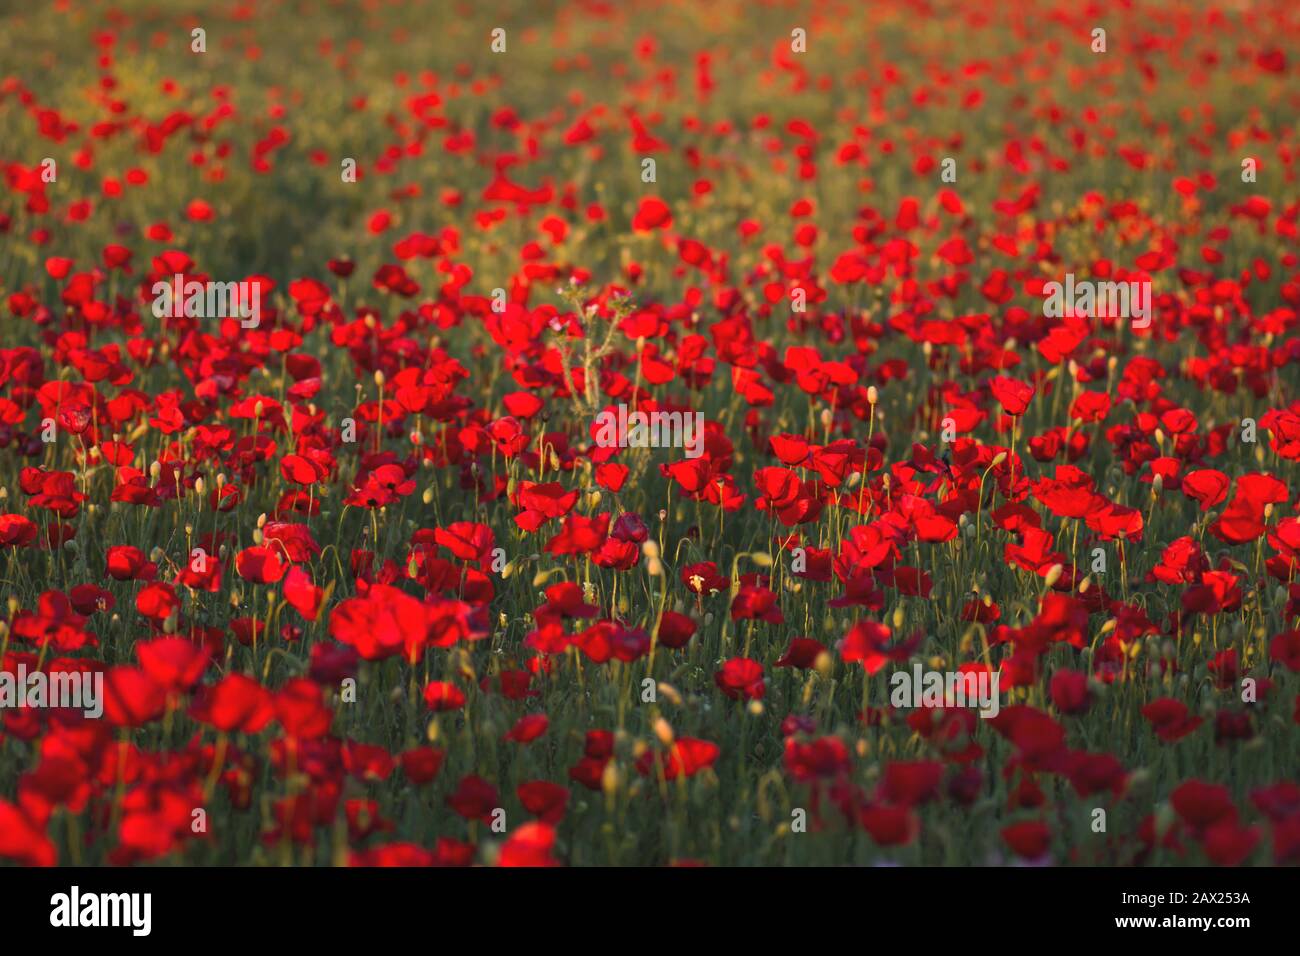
991,452,1008,467
653,717,674,745
1044,563,1064,588
194,477,205,496
1153,803,1176,840
867,386,879,405
814,650,832,676
656,682,682,706
601,761,621,796
374,370,385,387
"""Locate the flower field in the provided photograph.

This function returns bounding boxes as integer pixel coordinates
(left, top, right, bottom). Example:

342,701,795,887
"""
0,0,1298,868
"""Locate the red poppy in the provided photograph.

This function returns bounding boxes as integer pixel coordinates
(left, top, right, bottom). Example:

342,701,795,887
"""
189,674,274,734
714,658,765,700
632,196,672,232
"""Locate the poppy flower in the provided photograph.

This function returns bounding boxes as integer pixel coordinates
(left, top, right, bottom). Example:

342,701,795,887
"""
649,610,694,650
235,545,287,584
1001,820,1052,860
1171,780,1237,831
840,621,922,675
1269,630,1300,672
283,566,325,621
504,714,549,743
0,800,56,866
714,658,765,700
400,747,446,785
783,736,850,781
517,781,569,824
101,666,167,727
136,637,210,693
636,737,719,780
775,637,826,669
498,822,559,867
189,674,274,734
989,376,1035,416
106,545,157,581
424,682,467,711
446,774,499,823
632,196,672,232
